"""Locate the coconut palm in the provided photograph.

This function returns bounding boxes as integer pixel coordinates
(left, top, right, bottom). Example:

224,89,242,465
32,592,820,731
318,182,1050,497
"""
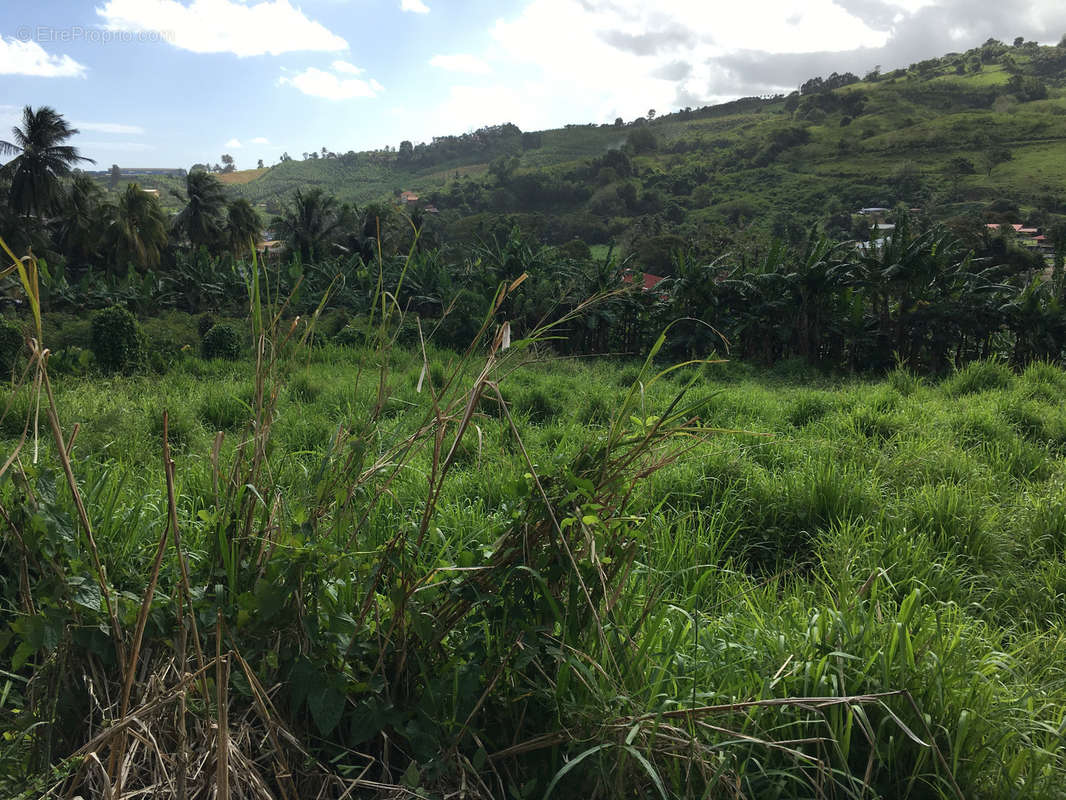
53,173,107,267
0,105,94,217
272,188,341,262
105,183,169,274
172,170,227,251
224,198,261,258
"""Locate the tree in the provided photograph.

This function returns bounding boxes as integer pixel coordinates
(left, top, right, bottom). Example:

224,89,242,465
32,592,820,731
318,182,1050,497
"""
225,198,261,257
626,127,658,154
55,173,106,267
172,169,228,251
0,105,94,217
488,155,519,185
279,152,292,162
109,164,122,189
220,153,235,174
104,183,168,273
272,188,341,262
983,145,1013,176
398,140,413,163
784,92,800,118
647,109,656,121
613,117,624,128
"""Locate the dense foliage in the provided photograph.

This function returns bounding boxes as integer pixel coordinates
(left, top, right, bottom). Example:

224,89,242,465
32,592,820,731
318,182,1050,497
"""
200,322,242,360
89,305,144,373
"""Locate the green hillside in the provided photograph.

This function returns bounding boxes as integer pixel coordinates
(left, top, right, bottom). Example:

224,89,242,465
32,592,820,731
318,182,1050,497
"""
234,38,1066,259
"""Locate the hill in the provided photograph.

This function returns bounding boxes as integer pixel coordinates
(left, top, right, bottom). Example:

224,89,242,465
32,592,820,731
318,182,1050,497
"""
235,39,1066,262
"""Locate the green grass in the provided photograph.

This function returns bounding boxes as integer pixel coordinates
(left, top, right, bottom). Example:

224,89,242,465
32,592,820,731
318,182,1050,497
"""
4,333,1066,797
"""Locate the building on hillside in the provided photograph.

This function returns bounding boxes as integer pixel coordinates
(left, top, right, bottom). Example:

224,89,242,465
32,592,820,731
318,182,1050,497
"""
858,207,891,223
986,223,1056,259
399,190,419,206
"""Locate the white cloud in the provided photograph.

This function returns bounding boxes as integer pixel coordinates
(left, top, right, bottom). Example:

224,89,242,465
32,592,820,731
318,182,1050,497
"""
401,0,430,13
429,54,491,75
0,37,87,77
332,60,363,74
97,0,347,57
279,65,384,100
484,0,896,119
226,137,242,148
74,121,146,135
251,136,270,144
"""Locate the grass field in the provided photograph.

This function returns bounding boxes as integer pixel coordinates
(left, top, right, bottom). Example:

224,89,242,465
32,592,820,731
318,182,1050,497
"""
218,168,269,185
4,320,1066,797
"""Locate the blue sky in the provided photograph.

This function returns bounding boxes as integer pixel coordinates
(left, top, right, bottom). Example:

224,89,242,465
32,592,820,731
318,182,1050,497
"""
1,0,1064,169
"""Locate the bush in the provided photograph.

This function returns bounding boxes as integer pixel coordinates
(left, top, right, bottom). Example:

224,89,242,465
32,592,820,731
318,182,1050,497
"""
201,323,242,361
197,313,218,339
90,306,144,373
0,317,24,377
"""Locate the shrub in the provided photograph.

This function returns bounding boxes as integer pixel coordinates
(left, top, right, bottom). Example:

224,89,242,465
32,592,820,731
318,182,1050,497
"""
90,306,144,373
335,318,369,348
197,313,218,339
201,323,242,361
0,317,24,377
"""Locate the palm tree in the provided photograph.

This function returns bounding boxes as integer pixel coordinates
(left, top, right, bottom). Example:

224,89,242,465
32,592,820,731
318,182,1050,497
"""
54,173,107,267
0,105,94,218
172,170,227,251
272,188,341,262
105,183,169,274
224,198,261,257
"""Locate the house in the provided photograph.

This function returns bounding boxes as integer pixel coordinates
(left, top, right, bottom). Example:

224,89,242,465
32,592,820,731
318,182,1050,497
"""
399,191,419,206
986,223,1056,259
622,270,666,293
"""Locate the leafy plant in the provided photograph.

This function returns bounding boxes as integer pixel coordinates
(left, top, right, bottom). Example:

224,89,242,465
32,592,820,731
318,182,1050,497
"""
89,305,144,373
201,322,242,360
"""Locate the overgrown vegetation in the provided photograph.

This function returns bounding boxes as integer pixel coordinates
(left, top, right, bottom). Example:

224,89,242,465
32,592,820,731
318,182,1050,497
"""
3,33,1066,800
2,234,1066,798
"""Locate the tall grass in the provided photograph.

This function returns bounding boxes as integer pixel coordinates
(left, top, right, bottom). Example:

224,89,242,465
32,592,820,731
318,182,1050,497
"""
2,238,1066,798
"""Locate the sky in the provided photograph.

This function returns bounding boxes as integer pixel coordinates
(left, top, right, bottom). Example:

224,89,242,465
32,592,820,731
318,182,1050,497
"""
1,0,1064,170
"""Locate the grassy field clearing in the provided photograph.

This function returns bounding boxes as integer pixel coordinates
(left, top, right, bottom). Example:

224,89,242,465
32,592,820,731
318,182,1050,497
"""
3,333,1065,798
